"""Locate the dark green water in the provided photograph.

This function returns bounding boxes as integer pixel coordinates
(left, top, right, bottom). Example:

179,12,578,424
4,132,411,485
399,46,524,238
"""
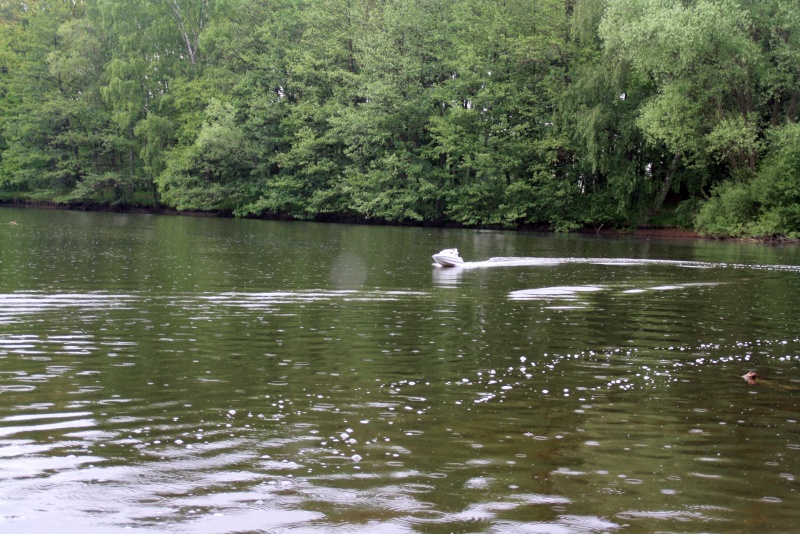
1,207,799,533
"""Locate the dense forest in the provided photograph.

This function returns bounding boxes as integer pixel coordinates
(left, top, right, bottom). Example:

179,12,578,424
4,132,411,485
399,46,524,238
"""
1,0,799,238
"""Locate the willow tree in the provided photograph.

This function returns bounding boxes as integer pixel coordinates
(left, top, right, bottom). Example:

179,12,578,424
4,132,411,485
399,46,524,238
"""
598,0,799,225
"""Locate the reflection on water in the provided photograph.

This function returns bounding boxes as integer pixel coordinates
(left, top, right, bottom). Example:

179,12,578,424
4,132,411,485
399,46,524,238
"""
1,207,800,532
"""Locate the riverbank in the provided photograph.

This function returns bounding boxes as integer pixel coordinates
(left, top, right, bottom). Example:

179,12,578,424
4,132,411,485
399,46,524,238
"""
0,200,695,232
4,199,793,242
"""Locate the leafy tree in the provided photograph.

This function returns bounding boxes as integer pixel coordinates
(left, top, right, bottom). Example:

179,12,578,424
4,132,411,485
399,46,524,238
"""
599,0,800,227
0,1,116,200
96,0,233,205
1,0,799,237
423,0,569,227
158,97,256,210
697,122,800,238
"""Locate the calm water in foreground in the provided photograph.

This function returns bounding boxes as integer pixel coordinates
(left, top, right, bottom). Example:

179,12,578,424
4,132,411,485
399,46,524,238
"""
1,207,799,533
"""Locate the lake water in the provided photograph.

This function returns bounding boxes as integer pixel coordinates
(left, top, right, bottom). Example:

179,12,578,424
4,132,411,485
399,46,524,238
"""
1,206,799,533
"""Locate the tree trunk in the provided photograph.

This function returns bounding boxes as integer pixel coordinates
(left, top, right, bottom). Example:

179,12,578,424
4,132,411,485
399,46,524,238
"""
151,174,160,206
789,90,799,122
771,95,781,127
639,152,681,226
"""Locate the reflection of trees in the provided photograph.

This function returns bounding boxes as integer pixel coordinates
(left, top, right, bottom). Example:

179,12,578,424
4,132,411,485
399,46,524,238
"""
3,211,800,527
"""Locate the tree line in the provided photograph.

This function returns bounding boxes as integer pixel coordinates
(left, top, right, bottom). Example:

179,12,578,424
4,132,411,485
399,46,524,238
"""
1,0,799,238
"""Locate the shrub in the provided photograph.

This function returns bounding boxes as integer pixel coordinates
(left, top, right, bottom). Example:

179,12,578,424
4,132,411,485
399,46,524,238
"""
696,124,800,239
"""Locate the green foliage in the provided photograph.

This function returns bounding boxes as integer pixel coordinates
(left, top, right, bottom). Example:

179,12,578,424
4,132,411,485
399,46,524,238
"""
60,171,144,205
697,123,800,238
1,0,799,237
158,98,256,210
695,181,759,237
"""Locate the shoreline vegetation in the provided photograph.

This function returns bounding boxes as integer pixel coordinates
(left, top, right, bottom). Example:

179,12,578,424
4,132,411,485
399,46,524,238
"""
1,1,799,242
5,197,800,243
0,197,717,242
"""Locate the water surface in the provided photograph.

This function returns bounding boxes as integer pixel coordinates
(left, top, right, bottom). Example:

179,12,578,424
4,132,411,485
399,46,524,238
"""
1,207,799,532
